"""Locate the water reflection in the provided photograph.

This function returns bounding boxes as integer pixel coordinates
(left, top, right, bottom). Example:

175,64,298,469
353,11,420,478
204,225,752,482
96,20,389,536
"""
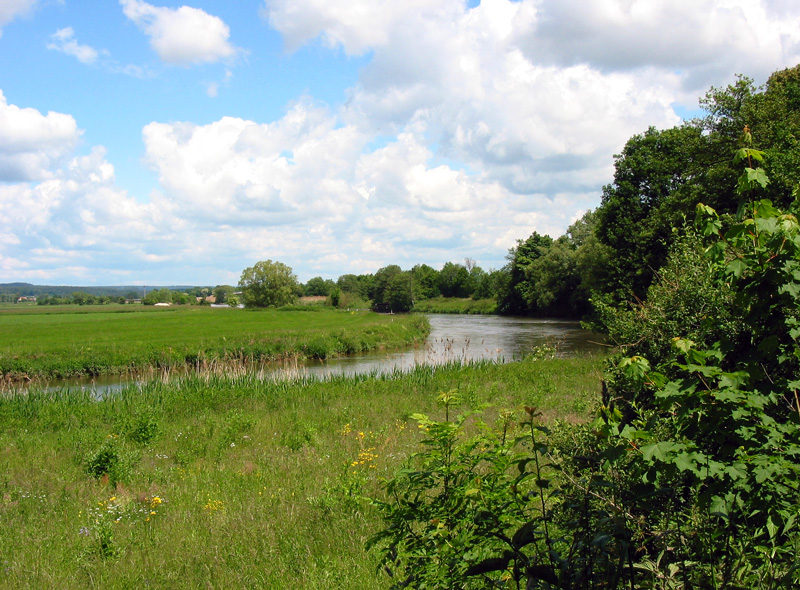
302,314,606,379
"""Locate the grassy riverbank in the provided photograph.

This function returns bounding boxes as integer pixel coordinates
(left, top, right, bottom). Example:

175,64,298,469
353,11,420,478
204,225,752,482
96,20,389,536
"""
0,352,605,589
412,297,497,314
0,306,429,381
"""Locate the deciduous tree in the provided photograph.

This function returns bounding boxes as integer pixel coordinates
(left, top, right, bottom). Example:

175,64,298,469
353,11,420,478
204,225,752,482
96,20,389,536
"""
239,260,299,308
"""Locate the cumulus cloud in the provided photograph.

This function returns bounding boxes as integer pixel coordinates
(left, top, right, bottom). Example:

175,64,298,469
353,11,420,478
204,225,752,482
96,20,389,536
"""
0,91,81,181
265,0,800,206
46,27,101,65
0,0,37,37
262,0,447,55
6,1,800,284
121,0,239,65
0,139,193,282
517,0,800,90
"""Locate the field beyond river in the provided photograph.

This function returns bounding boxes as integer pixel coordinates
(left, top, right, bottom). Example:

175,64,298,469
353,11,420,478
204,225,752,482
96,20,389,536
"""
0,305,430,382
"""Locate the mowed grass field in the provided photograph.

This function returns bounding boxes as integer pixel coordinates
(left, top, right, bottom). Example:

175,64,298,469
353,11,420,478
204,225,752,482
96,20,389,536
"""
0,351,606,590
0,305,429,380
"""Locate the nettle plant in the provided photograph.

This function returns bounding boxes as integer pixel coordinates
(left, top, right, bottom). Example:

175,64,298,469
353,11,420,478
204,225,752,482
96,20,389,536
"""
585,146,800,587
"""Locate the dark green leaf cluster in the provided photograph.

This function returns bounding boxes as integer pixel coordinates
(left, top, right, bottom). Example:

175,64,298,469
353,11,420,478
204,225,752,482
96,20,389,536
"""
369,148,800,588
595,65,800,302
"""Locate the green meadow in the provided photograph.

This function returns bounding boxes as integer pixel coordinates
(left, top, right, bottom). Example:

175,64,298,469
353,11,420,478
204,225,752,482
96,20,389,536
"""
0,352,605,589
0,306,429,381
411,297,498,315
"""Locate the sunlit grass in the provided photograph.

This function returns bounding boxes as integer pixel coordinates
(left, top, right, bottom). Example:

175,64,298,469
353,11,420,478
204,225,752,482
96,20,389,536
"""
0,306,429,380
0,352,605,589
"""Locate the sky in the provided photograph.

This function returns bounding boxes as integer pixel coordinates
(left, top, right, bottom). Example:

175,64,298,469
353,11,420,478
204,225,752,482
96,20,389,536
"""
1,1,799,287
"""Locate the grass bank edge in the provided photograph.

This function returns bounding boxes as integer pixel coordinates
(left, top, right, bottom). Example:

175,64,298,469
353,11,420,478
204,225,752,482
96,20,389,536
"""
0,307,430,381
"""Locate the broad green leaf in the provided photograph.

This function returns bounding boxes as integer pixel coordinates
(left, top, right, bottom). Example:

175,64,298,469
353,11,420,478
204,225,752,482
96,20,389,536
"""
726,258,749,278
709,495,730,516
748,167,770,189
640,441,682,462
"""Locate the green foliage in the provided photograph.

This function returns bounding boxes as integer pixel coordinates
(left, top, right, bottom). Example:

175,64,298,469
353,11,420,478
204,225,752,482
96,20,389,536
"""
499,212,608,318
384,273,413,312
372,265,404,305
85,438,136,487
595,66,800,301
369,398,651,589
212,284,235,303
123,412,160,445
411,264,441,300
239,259,299,308
371,151,800,589
304,276,336,297
438,262,473,298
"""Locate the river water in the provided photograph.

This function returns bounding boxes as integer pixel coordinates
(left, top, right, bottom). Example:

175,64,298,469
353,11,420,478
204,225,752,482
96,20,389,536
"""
301,314,606,378
26,314,607,394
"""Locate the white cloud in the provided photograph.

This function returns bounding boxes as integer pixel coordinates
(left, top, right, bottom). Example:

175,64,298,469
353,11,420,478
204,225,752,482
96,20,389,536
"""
262,0,445,55
121,0,239,65
0,91,81,181
0,0,37,37
6,1,800,285
47,27,101,65
516,0,800,91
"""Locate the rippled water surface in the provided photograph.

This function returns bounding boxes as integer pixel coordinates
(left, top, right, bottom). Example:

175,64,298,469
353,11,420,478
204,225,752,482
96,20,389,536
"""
302,314,607,378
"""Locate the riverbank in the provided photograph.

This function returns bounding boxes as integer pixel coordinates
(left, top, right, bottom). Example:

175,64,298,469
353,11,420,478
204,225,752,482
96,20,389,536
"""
412,296,497,314
0,306,429,381
0,352,605,589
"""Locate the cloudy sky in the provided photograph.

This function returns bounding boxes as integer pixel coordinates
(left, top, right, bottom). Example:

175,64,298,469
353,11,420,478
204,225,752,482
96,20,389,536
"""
1,0,799,286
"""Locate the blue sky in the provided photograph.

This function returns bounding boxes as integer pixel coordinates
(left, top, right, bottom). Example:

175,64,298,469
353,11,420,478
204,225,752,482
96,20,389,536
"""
1,0,799,287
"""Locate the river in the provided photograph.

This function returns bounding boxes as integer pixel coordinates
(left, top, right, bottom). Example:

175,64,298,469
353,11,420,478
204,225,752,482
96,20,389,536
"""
301,314,606,378
28,314,607,394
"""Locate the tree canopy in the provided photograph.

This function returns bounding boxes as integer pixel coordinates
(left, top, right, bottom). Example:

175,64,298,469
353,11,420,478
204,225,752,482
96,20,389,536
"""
239,260,299,308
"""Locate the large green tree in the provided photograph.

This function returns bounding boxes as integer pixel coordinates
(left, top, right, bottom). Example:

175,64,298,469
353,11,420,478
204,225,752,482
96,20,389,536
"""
212,284,235,303
371,265,403,304
239,260,299,308
595,65,800,301
410,264,440,300
303,276,335,297
498,231,553,314
384,273,413,312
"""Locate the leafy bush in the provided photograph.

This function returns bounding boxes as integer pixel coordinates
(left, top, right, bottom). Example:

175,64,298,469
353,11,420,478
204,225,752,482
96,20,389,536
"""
370,152,800,589
86,438,136,486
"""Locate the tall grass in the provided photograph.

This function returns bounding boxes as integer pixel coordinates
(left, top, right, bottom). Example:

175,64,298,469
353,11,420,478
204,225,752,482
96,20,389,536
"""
0,352,605,589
